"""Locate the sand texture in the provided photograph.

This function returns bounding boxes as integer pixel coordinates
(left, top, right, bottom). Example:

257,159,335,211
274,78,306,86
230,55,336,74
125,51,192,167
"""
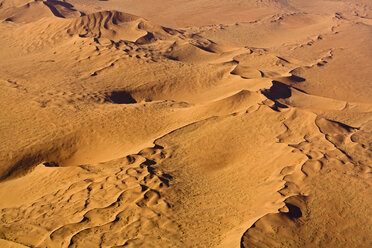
0,0,371,247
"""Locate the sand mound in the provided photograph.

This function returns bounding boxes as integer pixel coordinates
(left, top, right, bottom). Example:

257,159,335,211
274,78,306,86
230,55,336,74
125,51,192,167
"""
67,11,146,41
196,90,264,116
0,0,80,23
0,1,56,22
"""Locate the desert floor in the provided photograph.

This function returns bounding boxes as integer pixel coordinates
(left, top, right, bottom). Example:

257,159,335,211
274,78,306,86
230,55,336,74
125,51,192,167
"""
0,0,371,247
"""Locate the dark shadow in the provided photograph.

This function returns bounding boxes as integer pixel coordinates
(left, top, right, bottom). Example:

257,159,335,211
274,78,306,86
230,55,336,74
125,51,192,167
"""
142,159,156,166
164,55,179,61
136,32,155,44
161,173,173,180
106,90,137,104
0,154,41,181
289,74,305,82
262,81,292,100
140,184,148,191
126,155,136,164
286,203,302,219
162,27,179,35
327,119,359,131
277,56,290,63
43,0,77,18
46,0,76,10
154,144,164,149
43,2,65,18
193,44,216,53
43,161,60,167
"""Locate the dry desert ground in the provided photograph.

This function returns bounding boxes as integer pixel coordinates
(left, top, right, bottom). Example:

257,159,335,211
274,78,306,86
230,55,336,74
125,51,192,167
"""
0,0,371,247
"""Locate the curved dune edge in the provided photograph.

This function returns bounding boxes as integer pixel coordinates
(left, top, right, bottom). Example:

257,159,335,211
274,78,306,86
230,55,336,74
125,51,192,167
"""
0,0,372,247
241,117,372,247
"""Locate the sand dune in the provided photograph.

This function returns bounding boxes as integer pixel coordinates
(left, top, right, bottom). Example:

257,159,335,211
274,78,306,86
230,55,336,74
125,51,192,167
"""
0,0,80,22
0,0,371,247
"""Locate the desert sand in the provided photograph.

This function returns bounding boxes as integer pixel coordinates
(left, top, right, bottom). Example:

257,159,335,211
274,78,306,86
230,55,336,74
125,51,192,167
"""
0,0,371,247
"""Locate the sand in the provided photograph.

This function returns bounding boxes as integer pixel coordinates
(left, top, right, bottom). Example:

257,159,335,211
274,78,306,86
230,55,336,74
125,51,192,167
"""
0,0,371,247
